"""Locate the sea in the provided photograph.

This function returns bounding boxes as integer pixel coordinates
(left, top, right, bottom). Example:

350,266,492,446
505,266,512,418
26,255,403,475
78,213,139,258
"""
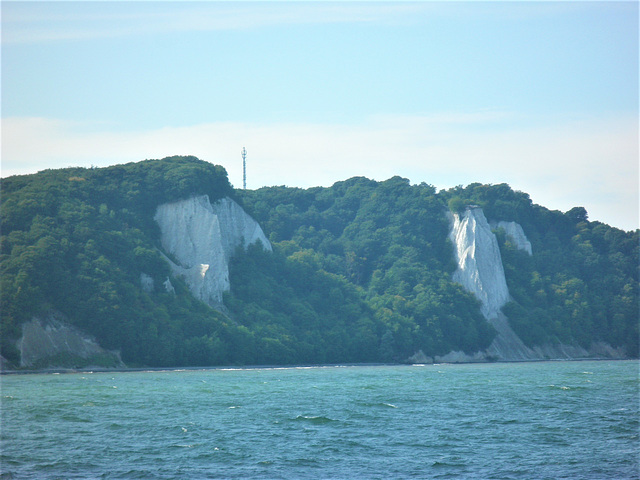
1,360,638,480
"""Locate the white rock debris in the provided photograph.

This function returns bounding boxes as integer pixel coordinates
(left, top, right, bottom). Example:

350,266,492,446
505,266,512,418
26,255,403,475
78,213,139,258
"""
140,273,154,293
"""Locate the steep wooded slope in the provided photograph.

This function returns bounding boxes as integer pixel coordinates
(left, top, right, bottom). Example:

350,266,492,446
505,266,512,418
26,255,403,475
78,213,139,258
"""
1,158,637,368
236,178,638,359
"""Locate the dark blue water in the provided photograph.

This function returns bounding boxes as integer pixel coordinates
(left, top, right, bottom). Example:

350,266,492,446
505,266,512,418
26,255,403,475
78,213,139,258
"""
1,361,638,479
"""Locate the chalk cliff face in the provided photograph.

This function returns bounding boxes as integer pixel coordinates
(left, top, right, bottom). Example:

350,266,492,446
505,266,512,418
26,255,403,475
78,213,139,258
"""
18,312,123,368
154,195,272,307
449,208,536,360
447,209,620,361
449,208,511,319
493,220,533,255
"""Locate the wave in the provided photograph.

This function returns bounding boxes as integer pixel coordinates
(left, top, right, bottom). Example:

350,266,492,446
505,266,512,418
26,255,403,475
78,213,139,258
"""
357,401,399,409
293,415,338,425
431,459,466,468
546,384,590,391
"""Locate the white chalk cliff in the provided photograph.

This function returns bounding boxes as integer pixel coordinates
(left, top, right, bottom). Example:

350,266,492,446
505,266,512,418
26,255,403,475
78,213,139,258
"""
449,208,511,320
492,220,533,255
154,195,271,307
18,312,123,368
448,208,535,360
446,208,619,361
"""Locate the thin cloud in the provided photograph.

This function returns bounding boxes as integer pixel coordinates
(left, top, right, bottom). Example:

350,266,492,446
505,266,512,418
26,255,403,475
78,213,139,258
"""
2,2,428,44
2,114,637,231
4,2,596,45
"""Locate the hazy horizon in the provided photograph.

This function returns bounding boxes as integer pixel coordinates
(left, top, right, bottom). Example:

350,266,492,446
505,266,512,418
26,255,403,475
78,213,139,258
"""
2,1,638,230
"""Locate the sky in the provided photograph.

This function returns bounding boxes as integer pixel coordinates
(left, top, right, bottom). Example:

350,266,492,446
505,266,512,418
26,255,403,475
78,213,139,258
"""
2,1,638,231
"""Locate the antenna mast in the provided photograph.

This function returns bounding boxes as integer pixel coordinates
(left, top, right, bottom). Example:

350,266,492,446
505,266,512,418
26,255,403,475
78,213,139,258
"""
241,147,247,190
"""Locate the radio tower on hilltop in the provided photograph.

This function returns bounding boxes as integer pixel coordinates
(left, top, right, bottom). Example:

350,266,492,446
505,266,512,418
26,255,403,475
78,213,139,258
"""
241,147,247,190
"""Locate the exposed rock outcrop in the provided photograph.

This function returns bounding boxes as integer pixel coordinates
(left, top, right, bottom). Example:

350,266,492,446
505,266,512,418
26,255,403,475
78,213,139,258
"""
434,349,487,364
492,220,533,255
449,207,511,320
0,355,15,371
163,277,175,294
140,273,154,293
483,312,536,361
449,208,537,361
140,273,175,294
406,349,433,364
447,207,624,362
18,312,123,369
154,195,271,308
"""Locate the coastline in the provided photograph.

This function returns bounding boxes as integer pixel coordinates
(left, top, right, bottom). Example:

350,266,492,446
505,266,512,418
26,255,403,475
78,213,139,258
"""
1,357,634,375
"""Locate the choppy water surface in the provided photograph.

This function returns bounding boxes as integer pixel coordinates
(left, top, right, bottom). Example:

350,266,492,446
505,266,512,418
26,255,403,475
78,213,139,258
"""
1,361,638,479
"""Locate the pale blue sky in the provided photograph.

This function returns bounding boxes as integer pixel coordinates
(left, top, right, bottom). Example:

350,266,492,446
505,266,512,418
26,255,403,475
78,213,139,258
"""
2,1,638,230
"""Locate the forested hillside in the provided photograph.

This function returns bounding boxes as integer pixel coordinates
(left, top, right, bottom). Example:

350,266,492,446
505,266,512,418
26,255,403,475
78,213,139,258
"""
1,157,236,366
229,177,495,363
234,179,638,359
1,157,637,368
442,183,638,353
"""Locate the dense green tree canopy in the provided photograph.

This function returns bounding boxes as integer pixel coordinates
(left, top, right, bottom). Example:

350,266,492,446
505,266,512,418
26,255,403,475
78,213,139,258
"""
1,157,637,367
230,176,495,363
440,183,639,355
1,157,234,366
